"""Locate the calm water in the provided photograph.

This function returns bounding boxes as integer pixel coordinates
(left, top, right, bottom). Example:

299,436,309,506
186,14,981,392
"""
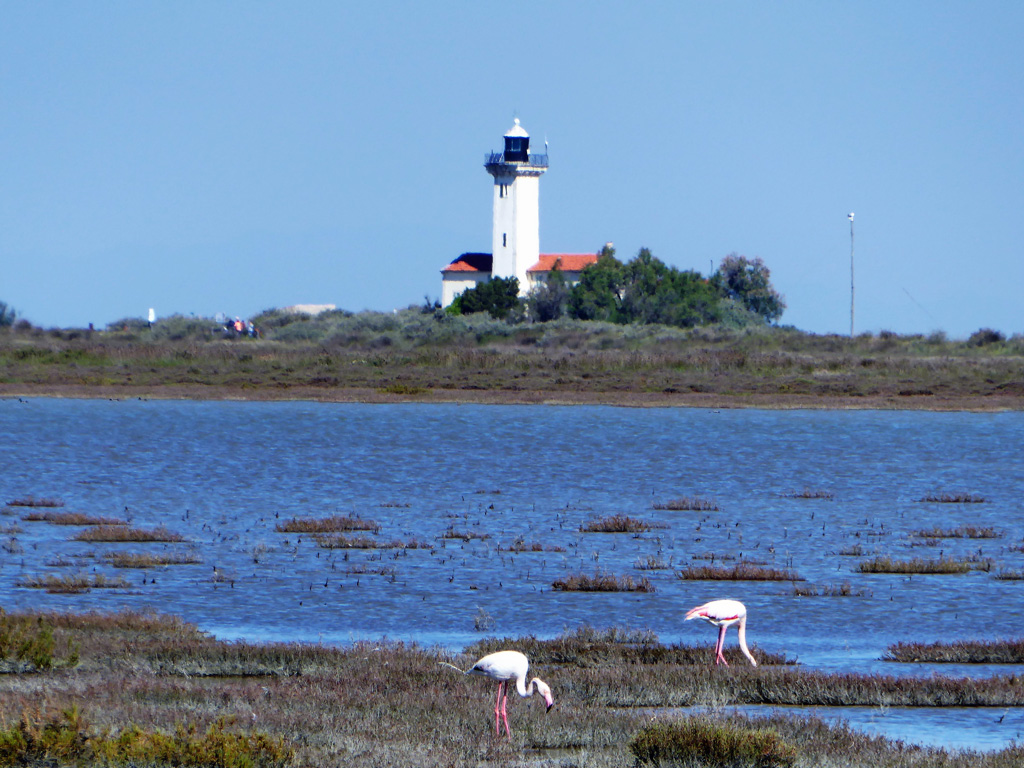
2,398,1023,749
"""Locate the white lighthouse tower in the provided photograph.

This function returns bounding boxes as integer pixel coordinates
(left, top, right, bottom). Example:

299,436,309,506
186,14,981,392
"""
486,118,548,290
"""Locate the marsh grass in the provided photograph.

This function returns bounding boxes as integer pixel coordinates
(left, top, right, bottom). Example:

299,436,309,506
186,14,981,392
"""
72,525,184,543
857,556,983,574
312,534,379,549
678,564,804,582
102,552,201,568
995,569,1024,580
17,573,132,593
22,510,128,526
784,489,834,500
917,493,987,504
653,497,719,511
501,538,566,553
274,515,380,534
552,572,655,592
2,610,1024,767
630,717,796,768
580,514,659,533
635,555,671,570
5,496,64,508
837,545,864,556
466,625,791,668
884,639,1024,664
911,525,999,539
0,708,293,768
442,528,490,541
792,583,868,597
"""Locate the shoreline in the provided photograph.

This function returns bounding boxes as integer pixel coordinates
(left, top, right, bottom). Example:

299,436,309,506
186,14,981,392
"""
3,383,1021,412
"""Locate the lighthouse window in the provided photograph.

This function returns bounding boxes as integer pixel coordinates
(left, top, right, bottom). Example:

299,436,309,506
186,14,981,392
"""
503,233,507,247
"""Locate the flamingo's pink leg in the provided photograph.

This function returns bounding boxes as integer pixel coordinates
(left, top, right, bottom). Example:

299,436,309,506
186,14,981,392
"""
501,687,511,737
494,681,503,734
714,624,729,666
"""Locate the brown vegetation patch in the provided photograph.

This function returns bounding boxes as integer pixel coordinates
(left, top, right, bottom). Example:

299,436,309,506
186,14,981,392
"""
23,510,128,526
884,639,1024,664
5,496,64,508
793,582,869,597
917,493,987,504
17,573,132,593
911,525,999,539
552,572,655,593
678,563,804,581
441,528,490,541
72,525,185,543
857,555,987,574
102,552,201,568
653,497,719,511
580,514,661,533
274,515,380,534
784,488,835,500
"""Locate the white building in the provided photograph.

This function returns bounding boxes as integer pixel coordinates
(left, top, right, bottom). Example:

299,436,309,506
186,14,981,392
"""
441,120,597,307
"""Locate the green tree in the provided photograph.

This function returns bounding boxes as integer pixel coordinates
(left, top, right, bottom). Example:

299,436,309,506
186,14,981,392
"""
0,301,16,327
568,246,720,328
449,276,521,320
566,245,626,322
527,263,570,322
713,253,786,323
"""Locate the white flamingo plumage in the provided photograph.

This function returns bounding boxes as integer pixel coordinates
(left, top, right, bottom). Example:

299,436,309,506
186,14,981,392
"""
465,650,553,737
685,599,758,667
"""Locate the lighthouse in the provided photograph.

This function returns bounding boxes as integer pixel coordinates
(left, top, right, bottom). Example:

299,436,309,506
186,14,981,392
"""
486,118,548,290
441,120,595,307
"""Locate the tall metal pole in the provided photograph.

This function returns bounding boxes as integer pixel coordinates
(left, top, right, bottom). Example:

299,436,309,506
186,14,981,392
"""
848,212,855,336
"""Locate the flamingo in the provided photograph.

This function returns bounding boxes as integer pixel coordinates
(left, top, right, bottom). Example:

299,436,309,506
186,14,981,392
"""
685,599,757,667
455,650,553,737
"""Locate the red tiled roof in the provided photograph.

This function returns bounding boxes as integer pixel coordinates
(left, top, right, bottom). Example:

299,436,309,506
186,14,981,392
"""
441,253,493,273
527,253,599,273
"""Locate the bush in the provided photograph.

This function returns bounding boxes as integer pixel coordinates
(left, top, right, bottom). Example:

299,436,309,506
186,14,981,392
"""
630,718,796,767
968,327,1005,346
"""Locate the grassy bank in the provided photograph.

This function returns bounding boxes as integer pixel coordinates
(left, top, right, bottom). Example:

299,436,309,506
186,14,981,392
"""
2,610,1023,767
2,309,1023,408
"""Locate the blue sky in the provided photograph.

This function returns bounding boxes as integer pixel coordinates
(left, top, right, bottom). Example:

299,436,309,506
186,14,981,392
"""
3,2,1022,338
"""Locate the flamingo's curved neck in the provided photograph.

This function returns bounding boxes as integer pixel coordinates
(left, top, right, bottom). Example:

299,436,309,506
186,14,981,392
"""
514,675,538,698
736,615,757,666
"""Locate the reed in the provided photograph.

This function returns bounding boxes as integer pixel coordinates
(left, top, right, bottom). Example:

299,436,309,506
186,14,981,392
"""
22,510,128,526
5,496,64,507
884,639,1024,664
995,570,1024,581
678,563,804,581
857,556,977,574
785,488,834,500
911,525,999,539
72,525,185,543
792,582,866,597
630,717,796,768
0,708,293,768
653,497,719,511
466,625,790,668
580,514,656,532
312,534,379,549
102,552,201,568
3,609,1024,767
17,573,132,593
917,493,987,503
552,572,655,592
441,528,490,541
274,515,380,534
500,539,566,552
